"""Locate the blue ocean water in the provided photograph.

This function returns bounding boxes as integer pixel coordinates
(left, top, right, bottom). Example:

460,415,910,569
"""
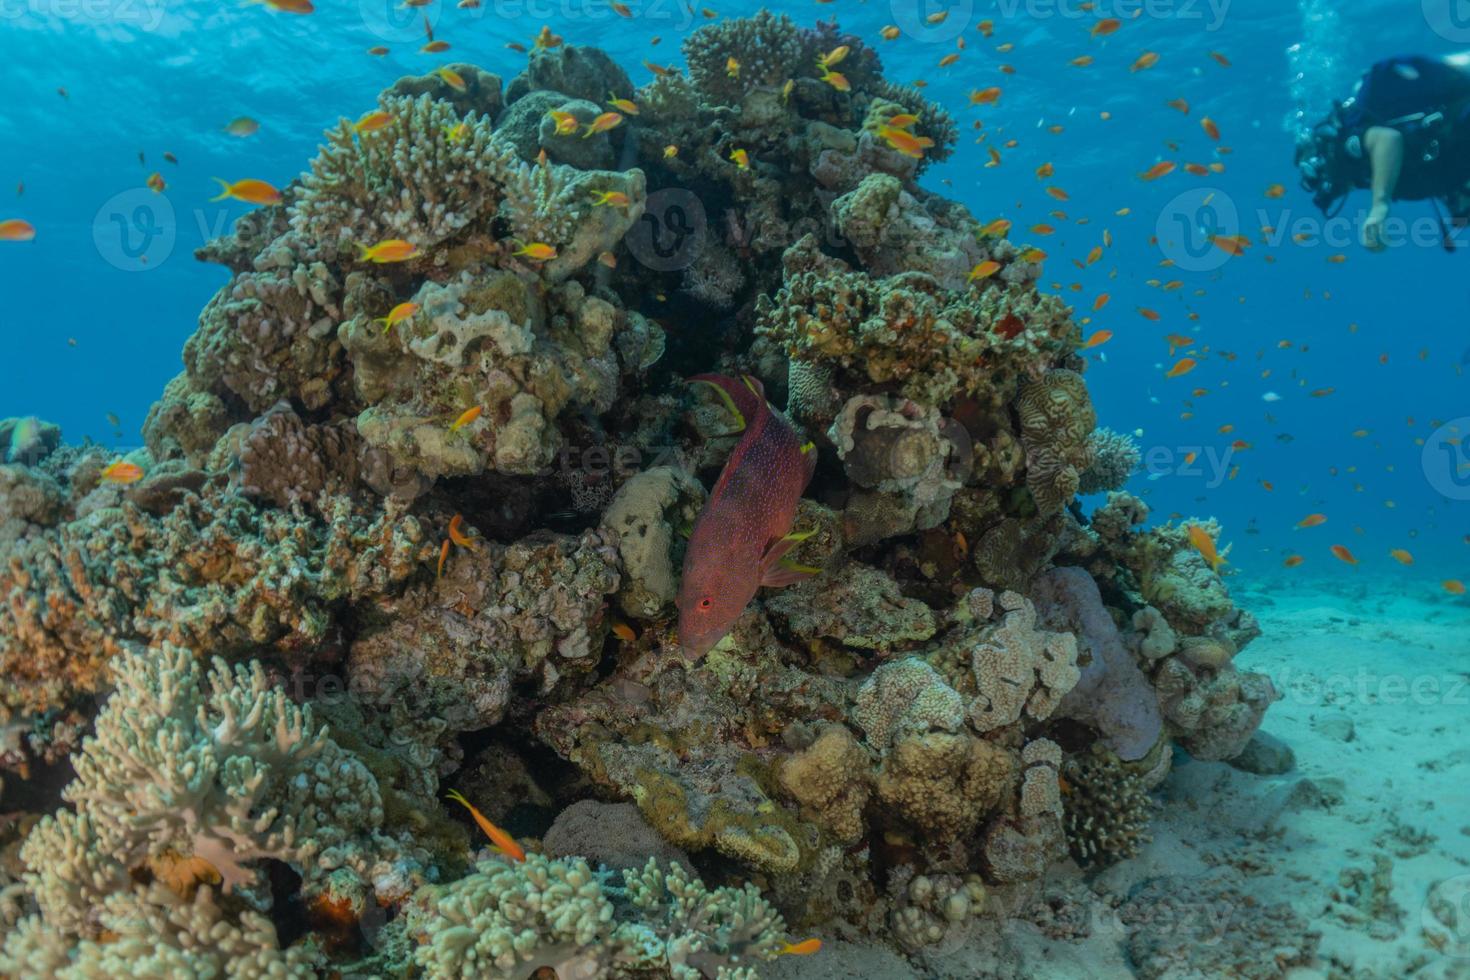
1,0,1468,586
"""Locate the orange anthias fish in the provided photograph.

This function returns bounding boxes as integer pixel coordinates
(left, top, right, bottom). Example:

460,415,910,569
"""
249,0,313,13
876,126,934,159
677,375,817,659
375,301,419,333
778,938,822,956
1389,549,1414,565
1081,329,1112,350
547,110,580,136
354,110,395,134
0,219,36,242
445,789,526,862
1296,513,1327,528
1166,358,1197,378
449,406,483,432
1187,524,1225,573
359,239,418,263
1330,544,1358,565
582,111,624,137
968,260,1002,282
513,241,557,261
101,459,144,484
1139,161,1176,181
1283,554,1304,568
210,178,281,206
448,513,479,549
1444,579,1467,595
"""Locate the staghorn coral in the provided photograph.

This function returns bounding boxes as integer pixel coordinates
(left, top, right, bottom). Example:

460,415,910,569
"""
1061,743,1154,867
291,93,517,251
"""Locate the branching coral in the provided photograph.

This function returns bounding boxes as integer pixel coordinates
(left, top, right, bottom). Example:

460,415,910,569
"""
682,10,805,106
0,646,405,973
291,93,517,251
1061,744,1154,867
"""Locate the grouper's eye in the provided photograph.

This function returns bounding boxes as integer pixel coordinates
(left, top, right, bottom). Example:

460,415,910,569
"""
699,597,713,610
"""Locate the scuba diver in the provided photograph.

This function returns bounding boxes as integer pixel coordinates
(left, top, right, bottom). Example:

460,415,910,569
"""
1296,53,1470,251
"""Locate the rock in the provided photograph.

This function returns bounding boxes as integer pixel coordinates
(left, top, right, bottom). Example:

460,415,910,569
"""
1283,776,1346,811
1227,731,1295,775
1311,714,1355,743
542,800,691,871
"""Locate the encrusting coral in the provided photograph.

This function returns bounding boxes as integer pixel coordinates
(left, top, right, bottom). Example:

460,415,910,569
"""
0,13,1281,977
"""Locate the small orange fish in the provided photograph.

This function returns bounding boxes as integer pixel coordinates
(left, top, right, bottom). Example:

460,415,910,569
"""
607,95,639,115
354,110,395,134
436,66,467,91
1138,307,1161,321
0,219,35,242
534,25,563,49
970,86,1003,105
1200,116,1220,140
979,218,1012,237
1444,579,1467,595
1091,17,1121,37
1330,544,1358,566
1081,329,1112,350
359,239,418,263
367,45,389,55
450,405,483,432
1264,183,1285,198
729,147,750,170
513,242,557,261
1045,186,1070,201
248,0,313,13
375,301,420,333
778,938,822,956
1296,514,1327,528
583,111,624,137
1389,549,1414,565
436,538,451,579
611,620,637,642
1139,161,1176,181
1212,235,1249,256
1209,51,1231,67
592,190,632,208
967,260,1002,282
448,513,478,549
1070,55,1095,67
146,172,166,193
1283,554,1304,568
1187,524,1225,573
880,25,900,40
876,126,934,159
547,110,580,136
224,116,260,137
1131,51,1159,72
101,460,144,484
210,178,281,206
1166,98,1190,114
1093,293,1110,311
1166,358,1197,378
446,789,526,862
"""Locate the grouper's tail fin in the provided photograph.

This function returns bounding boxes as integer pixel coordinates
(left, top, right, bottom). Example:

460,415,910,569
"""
687,373,767,432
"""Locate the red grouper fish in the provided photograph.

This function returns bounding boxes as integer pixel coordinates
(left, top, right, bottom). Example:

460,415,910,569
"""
677,374,819,658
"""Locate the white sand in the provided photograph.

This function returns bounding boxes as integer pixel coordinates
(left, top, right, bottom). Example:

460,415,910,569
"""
770,578,1470,979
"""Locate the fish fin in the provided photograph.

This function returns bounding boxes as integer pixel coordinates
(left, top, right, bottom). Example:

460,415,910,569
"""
760,532,817,584
689,374,765,432
761,559,821,588
209,177,232,202
799,441,815,454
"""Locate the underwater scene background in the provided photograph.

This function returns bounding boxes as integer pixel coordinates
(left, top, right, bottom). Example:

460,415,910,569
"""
0,0,1468,976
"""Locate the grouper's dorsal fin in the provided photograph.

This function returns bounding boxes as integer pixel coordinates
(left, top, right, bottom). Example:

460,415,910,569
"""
688,374,767,433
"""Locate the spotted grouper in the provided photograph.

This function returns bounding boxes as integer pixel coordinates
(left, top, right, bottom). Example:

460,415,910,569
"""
677,374,818,658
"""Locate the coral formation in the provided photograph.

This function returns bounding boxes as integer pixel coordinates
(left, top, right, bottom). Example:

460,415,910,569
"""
0,16,1278,977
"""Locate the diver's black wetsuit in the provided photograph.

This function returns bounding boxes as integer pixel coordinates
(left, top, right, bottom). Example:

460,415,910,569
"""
1338,55,1470,214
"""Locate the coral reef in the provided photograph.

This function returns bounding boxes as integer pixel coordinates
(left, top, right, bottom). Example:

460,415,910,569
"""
0,16,1278,977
